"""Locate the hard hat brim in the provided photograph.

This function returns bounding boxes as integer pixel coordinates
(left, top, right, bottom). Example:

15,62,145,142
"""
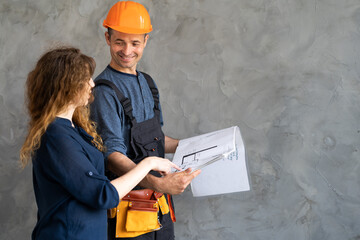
103,21,152,34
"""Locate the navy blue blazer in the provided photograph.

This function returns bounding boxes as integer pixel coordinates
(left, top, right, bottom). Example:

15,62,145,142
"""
31,118,119,240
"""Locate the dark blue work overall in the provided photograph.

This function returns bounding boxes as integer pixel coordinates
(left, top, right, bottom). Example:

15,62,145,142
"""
95,72,175,240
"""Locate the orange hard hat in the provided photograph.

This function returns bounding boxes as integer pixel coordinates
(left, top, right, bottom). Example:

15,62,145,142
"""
103,1,152,34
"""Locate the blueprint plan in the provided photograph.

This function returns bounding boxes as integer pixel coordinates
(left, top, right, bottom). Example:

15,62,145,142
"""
172,126,250,197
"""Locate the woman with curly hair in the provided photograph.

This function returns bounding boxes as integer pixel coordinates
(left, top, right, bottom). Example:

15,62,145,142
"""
20,47,180,240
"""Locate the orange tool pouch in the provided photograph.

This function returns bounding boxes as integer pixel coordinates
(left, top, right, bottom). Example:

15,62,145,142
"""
108,189,175,238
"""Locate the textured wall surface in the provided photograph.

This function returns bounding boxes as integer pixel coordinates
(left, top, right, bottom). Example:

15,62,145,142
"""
1,0,360,239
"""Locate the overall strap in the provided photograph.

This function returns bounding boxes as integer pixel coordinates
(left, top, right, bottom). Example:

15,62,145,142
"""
140,72,160,111
95,74,160,123
95,79,136,123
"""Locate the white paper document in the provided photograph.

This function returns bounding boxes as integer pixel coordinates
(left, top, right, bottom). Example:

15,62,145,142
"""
172,126,250,197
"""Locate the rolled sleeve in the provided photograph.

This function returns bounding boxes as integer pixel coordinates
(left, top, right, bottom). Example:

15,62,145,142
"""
91,85,128,158
42,132,119,209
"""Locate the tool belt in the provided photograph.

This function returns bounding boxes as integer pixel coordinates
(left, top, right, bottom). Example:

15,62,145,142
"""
108,189,175,238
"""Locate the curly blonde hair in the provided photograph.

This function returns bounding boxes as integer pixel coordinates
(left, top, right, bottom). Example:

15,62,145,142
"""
20,47,104,167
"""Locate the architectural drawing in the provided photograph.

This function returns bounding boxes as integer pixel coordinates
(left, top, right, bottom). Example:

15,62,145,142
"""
172,126,250,197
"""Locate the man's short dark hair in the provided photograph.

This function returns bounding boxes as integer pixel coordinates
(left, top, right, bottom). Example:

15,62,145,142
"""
108,27,114,38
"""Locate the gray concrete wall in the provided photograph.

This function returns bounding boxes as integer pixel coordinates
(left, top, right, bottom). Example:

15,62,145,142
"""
1,0,360,239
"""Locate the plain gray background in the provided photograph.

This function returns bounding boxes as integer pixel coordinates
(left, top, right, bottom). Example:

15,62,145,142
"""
1,0,360,239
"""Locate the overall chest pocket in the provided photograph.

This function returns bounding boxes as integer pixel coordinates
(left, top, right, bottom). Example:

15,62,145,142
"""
130,117,164,161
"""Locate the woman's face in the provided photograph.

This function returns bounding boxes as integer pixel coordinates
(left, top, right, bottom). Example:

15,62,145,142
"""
76,78,95,107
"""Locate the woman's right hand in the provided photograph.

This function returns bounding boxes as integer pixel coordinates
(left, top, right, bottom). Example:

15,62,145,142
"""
145,156,182,175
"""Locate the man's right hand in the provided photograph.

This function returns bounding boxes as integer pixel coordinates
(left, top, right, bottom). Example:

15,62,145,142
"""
152,168,201,195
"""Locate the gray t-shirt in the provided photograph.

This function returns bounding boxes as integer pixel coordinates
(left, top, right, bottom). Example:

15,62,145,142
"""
90,65,163,159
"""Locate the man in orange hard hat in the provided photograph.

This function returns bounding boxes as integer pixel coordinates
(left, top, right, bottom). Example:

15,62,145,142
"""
90,1,201,240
